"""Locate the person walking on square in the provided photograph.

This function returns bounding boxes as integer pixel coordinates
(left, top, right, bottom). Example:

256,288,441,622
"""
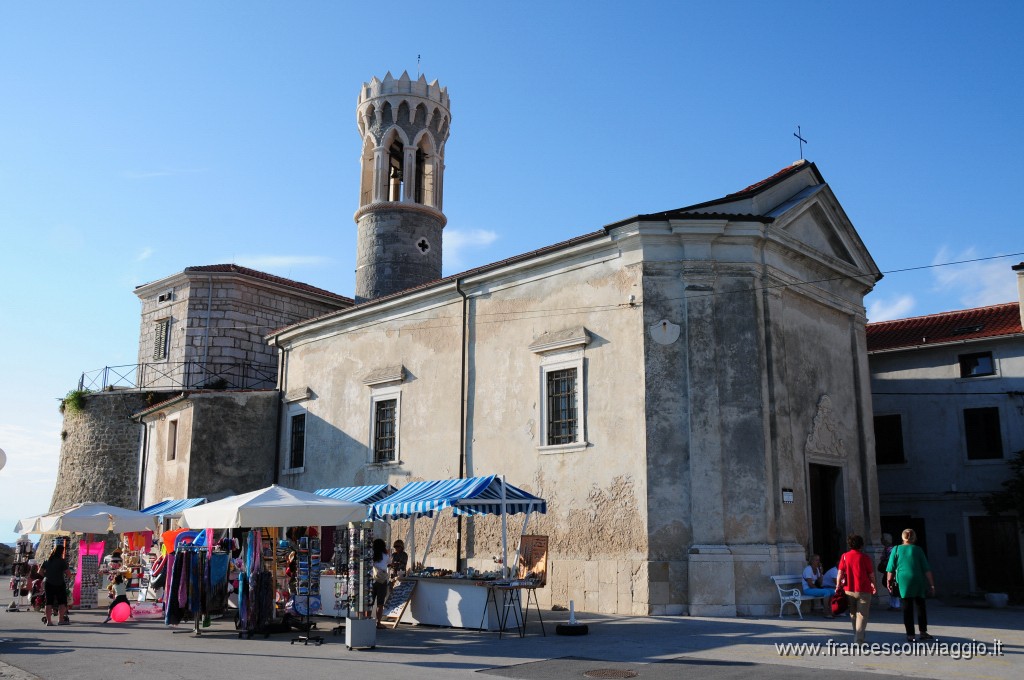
887,528,936,642
42,545,71,626
835,534,876,645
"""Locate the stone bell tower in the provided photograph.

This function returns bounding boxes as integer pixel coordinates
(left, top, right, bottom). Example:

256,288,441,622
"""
354,71,451,302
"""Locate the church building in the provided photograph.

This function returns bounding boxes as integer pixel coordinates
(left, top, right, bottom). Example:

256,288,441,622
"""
258,72,884,616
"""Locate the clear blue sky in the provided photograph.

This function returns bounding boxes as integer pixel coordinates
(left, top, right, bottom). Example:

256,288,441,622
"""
2,1,1022,544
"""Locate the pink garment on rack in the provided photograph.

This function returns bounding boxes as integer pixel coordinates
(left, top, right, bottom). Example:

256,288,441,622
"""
74,541,105,606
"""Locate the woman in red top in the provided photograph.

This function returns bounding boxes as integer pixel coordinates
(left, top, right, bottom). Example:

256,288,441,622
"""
835,534,876,645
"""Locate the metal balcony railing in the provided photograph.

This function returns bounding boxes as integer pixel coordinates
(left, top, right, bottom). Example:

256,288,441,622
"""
78,361,278,392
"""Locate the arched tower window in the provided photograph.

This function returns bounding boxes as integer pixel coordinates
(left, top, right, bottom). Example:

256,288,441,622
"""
388,138,404,202
359,136,375,206
414,135,435,206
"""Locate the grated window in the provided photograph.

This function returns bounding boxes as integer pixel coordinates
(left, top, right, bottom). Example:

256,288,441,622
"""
546,368,578,445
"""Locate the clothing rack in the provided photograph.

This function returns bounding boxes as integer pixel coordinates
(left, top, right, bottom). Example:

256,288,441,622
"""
166,545,210,637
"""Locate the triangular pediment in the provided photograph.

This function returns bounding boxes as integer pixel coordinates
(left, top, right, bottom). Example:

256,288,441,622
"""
769,185,877,276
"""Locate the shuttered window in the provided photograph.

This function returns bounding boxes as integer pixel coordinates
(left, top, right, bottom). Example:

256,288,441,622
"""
153,318,170,360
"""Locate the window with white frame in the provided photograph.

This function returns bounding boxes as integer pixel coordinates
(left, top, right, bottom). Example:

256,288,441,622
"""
166,419,178,461
364,365,404,465
530,326,590,452
373,398,398,463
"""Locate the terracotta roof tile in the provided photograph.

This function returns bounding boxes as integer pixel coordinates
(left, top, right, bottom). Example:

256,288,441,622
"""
866,302,1022,352
183,264,353,304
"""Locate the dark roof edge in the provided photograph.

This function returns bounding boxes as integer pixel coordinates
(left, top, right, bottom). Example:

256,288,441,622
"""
602,211,774,231
868,330,1024,354
677,160,824,213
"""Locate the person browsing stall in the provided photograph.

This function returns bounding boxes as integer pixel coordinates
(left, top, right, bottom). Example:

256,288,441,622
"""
42,545,71,627
371,539,390,628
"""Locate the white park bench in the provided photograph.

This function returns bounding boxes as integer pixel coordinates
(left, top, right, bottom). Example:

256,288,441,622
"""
771,574,828,618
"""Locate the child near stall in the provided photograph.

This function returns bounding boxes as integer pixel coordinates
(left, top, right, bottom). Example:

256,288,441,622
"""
104,574,129,623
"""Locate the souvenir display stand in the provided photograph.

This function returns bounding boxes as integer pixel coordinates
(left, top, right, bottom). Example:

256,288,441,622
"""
324,529,350,634
345,521,377,650
6,536,34,612
290,535,323,645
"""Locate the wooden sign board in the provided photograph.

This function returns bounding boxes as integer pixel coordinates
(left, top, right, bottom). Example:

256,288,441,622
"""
517,535,548,587
380,579,417,628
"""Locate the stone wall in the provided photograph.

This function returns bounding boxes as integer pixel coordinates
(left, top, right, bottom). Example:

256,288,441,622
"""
136,271,347,389
40,389,175,560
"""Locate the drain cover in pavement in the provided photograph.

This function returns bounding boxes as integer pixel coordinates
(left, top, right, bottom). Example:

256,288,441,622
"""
583,671,639,679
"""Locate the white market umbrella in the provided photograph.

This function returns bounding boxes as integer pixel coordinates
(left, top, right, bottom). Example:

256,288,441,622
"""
178,484,367,529
14,512,54,535
31,502,155,535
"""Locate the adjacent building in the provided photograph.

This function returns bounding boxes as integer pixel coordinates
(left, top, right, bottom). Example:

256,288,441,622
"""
868,263,1024,595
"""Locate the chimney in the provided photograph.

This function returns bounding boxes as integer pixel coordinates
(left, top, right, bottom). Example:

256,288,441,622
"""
1014,262,1024,329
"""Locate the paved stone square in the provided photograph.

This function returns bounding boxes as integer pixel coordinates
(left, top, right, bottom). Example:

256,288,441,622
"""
1,601,1020,680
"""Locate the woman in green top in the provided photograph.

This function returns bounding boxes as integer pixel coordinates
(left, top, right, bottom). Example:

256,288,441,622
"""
886,528,936,642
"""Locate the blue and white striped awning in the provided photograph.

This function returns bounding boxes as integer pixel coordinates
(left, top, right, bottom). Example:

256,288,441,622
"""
369,475,546,520
141,498,206,518
314,484,396,505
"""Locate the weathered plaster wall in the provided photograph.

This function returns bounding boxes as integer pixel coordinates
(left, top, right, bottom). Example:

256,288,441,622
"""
186,391,277,499
280,244,650,614
141,401,194,506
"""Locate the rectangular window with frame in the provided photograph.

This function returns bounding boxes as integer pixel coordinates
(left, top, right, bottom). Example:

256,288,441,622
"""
289,413,306,469
964,406,1003,460
546,368,578,445
873,414,905,465
153,318,171,360
959,351,995,378
166,419,178,461
373,399,397,463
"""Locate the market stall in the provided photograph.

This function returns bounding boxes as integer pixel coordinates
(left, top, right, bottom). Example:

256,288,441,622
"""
178,484,367,639
14,502,157,611
367,475,546,632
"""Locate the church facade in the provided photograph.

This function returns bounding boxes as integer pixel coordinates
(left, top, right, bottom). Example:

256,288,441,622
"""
56,72,885,616
262,73,884,615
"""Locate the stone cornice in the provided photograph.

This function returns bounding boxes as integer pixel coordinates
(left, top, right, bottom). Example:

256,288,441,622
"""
353,200,447,226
